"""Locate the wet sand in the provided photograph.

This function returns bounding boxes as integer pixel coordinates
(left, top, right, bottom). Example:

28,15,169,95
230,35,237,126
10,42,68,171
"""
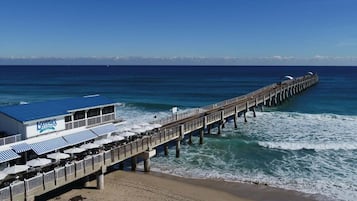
45,170,320,201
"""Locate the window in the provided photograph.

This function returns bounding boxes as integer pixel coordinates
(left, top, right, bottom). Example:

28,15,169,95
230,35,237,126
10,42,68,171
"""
65,116,72,122
87,108,100,118
102,106,114,114
74,111,85,120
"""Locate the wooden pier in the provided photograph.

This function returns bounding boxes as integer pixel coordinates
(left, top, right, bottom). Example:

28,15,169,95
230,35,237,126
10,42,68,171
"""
0,74,318,201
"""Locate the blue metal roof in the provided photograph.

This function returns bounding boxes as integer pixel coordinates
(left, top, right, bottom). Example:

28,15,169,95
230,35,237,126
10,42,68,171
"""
11,143,32,153
62,130,98,145
0,149,20,163
90,124,117,137
29,137,70,155
0,96,116,122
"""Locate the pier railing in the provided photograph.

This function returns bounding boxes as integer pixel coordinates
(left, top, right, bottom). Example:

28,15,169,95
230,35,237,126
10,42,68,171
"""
0,74,318,201
154,74,318,126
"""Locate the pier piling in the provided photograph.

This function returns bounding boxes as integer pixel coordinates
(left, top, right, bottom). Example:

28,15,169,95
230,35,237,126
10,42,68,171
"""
199,129,204,144
188,133,193,144
164,144,169,156
97,169,104,190
176,140,181,158
131,156,137,171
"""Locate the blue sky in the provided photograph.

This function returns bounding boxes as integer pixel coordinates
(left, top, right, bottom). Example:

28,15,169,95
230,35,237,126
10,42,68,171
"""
1,0,357,64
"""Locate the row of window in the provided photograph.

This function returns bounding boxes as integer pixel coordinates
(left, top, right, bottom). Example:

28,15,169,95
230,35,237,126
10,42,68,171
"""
65,106,115,122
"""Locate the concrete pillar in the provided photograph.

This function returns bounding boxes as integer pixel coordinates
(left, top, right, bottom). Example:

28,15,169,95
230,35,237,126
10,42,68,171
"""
199,129,204,144
97,170,104,190
252,107,256,118
233,114,238,129
176,140,180,158
131,156,137,171
179,124,184,140
84,176,90,187
244,112,248,123
203,116,208,130
207,124,211,134
260,105,264,112
164,144,169,156
220,110,225,128
188,133,193,145
217,123,222,135
144,157,151,172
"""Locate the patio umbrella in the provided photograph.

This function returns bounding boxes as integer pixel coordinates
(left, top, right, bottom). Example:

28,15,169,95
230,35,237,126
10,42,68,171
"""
46,152,70,161
151,123,162,128
93,138,113,145
26,158,52,167
139,122,150,127
132,127,147,133
0,171,8,180
130,124,141,129
108,135,125,142
63,147,86,154
142,125,156,130
80,143,101,149
3,165,29,175
120,131,137,137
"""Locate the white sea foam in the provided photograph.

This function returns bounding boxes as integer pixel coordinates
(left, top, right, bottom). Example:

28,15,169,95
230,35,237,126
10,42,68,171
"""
119,105,357,201
258,141,357,151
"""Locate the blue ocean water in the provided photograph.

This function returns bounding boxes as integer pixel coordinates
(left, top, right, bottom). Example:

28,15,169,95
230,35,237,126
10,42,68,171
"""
0,66,356,200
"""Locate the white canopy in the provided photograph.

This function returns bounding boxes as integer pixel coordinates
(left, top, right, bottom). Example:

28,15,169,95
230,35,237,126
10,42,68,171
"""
93,138,113,145
0,171,8,180
139,122,150,127
108,135,125,142
120,131,137,137
151,123,162,128
130,124,141,129
26,158,52,167
63,147,86,154
131,127,148,133
3,165,29,175
47,152,70,161
80,143,101,149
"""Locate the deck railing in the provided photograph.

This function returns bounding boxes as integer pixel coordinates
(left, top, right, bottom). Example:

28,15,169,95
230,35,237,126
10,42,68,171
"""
0,74,318,201
0,134,22,146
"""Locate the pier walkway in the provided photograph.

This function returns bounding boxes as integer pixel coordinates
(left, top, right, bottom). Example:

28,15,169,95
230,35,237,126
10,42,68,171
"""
0,74,318,201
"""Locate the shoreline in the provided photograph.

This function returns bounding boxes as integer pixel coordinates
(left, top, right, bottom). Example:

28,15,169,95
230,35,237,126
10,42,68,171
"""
45,169,324,201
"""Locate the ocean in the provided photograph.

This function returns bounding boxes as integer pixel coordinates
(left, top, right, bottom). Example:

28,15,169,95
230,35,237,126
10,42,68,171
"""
0,66,356,201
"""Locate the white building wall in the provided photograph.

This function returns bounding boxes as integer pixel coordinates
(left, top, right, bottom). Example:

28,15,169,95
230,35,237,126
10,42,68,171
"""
25,117,65,138
0,113,24,137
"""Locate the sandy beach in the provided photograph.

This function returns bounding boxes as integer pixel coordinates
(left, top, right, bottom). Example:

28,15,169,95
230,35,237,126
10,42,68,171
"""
44,170,320,201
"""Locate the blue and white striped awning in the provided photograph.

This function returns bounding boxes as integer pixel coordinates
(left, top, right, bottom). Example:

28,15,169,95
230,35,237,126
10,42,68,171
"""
62,130,97,145
11,143,32,153
29,137,70,155
90,124,117,137
0,149,20,163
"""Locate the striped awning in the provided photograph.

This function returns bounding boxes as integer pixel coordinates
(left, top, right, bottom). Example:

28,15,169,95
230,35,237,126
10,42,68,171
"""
0,149,20,163
11,143,32,153
62,130,97,145
90,124,117,137
29,137,70,155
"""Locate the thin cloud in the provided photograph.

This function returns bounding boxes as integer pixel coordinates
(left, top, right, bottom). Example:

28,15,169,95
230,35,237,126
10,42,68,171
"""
0,56,357,66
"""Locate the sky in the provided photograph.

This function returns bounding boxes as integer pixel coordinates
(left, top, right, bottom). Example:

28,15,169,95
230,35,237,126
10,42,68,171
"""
1,0,357,65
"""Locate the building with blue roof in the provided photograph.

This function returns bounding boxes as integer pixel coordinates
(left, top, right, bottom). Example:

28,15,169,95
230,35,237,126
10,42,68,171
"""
0,95,118,139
